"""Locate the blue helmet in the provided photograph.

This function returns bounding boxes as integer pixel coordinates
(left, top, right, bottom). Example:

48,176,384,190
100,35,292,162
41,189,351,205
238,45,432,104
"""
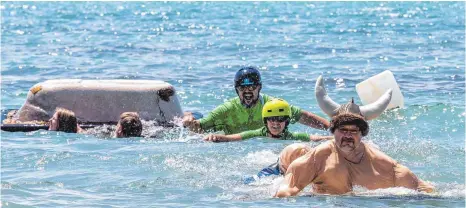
234,67,262,87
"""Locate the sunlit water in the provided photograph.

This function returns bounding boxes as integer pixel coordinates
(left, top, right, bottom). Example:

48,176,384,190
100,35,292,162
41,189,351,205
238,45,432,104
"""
1,2,465,207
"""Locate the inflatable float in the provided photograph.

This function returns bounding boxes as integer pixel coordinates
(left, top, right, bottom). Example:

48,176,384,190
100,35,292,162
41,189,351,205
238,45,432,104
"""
356,70,404,109
1,79,200,132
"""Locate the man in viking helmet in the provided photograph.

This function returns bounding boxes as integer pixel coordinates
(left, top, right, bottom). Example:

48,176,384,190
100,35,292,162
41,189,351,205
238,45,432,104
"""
245,76,394,182
274,76,434,197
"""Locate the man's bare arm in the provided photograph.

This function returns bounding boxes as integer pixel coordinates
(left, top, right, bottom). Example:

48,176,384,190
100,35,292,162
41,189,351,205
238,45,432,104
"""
394,164,435,193
309,135,334,142
275,150,318,197
275,173,304,197
203,134,242,142
298,110,330,130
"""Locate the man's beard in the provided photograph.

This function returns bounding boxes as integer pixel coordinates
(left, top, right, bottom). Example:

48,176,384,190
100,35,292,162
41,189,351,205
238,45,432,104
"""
240,92,258,108
340,137,356,151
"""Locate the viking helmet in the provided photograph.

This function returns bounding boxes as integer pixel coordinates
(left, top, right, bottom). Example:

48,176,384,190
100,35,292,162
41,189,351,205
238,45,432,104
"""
315,75,392,120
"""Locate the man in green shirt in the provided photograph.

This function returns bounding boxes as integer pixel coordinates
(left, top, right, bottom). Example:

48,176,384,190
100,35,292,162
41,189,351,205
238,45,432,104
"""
203,99,333,142
183,66,329,135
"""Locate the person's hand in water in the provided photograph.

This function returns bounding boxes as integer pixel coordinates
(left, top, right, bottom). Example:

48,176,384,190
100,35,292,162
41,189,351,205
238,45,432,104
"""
203,134,242,142
203,134,220,142
182,112,202,133
309,135,334,141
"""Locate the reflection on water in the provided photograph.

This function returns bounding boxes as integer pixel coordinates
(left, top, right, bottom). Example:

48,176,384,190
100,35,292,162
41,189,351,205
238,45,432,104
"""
1,1,465,207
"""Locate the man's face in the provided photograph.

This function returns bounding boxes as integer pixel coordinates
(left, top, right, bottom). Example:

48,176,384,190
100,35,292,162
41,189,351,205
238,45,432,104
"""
48,112,59,131
237,84,260,108
334,124,362,153
115,122,123,138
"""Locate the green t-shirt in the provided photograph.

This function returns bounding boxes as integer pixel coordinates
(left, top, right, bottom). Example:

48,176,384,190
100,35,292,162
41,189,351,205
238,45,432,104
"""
199,94,302,134
239,126,310,141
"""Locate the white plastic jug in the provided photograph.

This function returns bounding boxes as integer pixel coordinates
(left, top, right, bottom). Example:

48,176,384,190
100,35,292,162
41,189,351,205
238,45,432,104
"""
356,70,404,109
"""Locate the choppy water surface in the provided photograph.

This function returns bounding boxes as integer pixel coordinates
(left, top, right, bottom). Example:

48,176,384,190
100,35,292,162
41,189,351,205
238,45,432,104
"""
1,2,465,207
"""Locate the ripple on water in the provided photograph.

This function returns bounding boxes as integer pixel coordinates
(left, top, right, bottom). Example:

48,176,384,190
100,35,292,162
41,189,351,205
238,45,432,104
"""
1,1,464,207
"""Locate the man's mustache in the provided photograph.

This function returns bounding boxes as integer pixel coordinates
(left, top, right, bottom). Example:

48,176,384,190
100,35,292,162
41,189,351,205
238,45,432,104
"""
341,137,354,145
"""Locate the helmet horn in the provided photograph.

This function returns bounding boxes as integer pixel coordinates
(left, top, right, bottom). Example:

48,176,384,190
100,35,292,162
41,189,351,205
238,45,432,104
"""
315,75,340,118
315,76,392,120
359,89,393,120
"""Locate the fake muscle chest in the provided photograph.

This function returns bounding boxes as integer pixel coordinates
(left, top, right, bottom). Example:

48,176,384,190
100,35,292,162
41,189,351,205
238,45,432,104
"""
311,145,397,195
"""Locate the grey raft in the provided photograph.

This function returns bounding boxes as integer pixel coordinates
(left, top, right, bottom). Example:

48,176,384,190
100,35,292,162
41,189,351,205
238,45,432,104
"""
1,79,200,132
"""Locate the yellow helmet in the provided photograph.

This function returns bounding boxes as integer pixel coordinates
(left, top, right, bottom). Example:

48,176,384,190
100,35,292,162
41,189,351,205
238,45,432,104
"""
262,99,291,120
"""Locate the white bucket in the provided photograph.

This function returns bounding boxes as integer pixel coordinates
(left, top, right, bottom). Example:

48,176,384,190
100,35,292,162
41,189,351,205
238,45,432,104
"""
15,79,183,123
356,70,404,109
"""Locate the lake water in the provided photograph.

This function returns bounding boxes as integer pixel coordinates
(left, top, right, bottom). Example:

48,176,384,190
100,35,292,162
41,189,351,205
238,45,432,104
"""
1,2,465,207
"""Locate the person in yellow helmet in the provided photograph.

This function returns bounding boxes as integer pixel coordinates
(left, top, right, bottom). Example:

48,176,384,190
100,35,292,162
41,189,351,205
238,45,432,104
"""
204,99,333,142
183,67,329,135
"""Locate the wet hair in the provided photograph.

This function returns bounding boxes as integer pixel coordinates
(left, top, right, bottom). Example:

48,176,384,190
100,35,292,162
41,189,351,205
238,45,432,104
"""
329,113,369,136
117,112,142,137
55,107,78,133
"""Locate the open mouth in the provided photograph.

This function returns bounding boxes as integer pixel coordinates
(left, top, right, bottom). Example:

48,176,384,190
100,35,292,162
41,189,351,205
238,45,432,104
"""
341,137,354,147
243,92,254,101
